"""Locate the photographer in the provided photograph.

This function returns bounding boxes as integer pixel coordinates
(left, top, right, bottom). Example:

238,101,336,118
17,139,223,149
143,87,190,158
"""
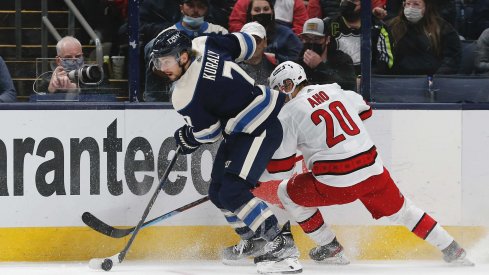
48,36,84,93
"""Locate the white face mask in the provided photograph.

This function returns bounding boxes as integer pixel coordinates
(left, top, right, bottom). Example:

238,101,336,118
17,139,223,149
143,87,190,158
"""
404,7,423,23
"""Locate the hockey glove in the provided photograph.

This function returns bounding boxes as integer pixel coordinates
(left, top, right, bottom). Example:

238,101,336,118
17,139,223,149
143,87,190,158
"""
174,125,201,155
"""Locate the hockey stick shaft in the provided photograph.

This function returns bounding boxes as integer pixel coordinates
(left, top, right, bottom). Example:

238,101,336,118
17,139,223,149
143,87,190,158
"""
117,146,181,264
83,196,210,238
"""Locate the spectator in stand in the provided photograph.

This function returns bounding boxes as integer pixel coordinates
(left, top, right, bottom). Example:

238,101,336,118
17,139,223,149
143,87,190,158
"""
143,0,228,102
379,0,462,75
138,0,182,47
475,28,489,74
228,0,308,36
122,0,237,48
307,0,341,19
75,0,126,56
326,0,362,75
372,0,389,19
113,0,128,19
383,0,458,28
298,18,356,90
0,56,17,103
207,0,238,29
242,0,303,63
464,0,489,40
47,36,85,93
238,22,277,85
307,0,387,21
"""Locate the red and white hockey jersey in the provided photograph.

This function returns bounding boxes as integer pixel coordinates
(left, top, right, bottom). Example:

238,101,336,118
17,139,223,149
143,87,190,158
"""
260,83,384,187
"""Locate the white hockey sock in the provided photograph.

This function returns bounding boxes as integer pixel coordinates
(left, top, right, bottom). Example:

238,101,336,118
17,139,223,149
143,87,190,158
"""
386,198,453,250
277,180,336,246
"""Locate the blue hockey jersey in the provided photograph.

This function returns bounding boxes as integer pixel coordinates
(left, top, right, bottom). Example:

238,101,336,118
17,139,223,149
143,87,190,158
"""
171,32,285,144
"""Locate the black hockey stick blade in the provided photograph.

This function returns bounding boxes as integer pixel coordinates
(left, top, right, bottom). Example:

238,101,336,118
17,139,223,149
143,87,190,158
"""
82,196,210,238
82,212,132,238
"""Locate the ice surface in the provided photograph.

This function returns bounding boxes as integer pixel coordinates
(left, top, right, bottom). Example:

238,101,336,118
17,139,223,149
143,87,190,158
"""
0,260,487,275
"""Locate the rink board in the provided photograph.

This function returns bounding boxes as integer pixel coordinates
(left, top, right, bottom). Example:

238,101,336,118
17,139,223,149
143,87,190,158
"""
0,108,488,261
0,225,486,261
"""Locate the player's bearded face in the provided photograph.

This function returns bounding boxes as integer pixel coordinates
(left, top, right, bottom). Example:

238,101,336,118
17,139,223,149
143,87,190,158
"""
154,55,185,81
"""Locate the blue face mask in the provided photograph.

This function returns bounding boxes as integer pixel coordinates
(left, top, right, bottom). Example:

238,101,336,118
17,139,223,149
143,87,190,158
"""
182,15,205,28
60,57,84,71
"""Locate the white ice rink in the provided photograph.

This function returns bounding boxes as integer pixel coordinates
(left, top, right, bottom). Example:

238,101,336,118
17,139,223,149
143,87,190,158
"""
0,260,488,275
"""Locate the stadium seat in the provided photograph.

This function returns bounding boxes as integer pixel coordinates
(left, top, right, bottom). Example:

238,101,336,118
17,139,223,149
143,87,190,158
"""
431,75,489,103
458,40,477,75
370,75,431,103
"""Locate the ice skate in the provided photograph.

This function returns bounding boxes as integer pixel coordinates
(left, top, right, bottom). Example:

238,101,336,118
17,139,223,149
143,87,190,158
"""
442,240,474,266
309,237,350,265
255,221,302,274
221,237,266,265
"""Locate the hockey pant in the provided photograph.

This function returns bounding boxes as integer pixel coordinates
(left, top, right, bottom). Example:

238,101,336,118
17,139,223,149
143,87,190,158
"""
277,168,454,250
208,119,283,242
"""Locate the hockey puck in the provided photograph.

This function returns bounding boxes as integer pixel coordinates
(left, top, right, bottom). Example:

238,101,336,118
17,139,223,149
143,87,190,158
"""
101,258,113,271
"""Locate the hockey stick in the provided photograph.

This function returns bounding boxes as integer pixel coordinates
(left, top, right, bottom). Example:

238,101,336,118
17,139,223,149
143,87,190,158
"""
82,196,210,238
88,146,181,271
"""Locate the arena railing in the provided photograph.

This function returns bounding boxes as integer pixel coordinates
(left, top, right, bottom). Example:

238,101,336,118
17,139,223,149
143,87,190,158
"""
40,0,103,69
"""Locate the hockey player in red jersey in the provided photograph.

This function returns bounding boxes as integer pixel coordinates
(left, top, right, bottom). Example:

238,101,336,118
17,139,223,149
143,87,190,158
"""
258,61,474,266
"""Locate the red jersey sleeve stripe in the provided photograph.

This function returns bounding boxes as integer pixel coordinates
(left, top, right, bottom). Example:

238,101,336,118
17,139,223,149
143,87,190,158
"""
267,154,296,174
359,107,372,120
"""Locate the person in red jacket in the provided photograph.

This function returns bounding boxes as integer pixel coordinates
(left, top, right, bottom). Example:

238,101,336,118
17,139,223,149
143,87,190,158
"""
307,0,387,20
228,0,308,36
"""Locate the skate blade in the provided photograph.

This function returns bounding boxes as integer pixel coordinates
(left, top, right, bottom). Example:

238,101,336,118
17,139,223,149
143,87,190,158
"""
313,254,350,265
257,257,303,274
222,257,255,266
313,251,350,265
449,258,475,267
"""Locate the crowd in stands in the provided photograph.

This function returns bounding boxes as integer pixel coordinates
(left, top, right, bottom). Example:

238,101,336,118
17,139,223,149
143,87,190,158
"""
2,0,488,103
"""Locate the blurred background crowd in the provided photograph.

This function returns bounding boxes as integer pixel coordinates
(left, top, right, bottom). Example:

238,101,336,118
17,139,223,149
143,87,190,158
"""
0,0,488,103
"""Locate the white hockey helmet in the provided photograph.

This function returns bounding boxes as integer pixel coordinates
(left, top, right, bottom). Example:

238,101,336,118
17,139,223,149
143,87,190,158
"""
268,61,307,97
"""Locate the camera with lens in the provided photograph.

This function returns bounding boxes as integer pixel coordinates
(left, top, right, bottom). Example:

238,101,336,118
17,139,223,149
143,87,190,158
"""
67,65,104,85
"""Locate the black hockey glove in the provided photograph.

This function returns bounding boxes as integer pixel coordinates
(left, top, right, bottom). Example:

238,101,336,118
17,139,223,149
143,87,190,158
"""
174,125,201,155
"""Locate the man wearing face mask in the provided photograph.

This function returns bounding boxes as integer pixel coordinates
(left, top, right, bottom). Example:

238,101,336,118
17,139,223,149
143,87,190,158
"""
143,0,228,102
47,36,84,93
298,18,356,91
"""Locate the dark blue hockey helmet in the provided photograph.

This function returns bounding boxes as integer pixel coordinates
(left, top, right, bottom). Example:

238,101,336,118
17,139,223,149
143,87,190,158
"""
151,29,192,59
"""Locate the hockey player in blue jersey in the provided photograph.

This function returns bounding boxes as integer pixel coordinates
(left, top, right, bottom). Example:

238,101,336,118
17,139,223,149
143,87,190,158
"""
150,23,302,273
